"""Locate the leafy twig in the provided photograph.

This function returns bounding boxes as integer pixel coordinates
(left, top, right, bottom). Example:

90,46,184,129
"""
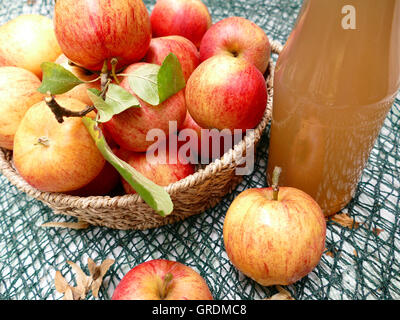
45,94,95,124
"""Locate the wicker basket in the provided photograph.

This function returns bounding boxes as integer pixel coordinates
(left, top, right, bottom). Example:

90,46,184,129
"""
0,42,282,230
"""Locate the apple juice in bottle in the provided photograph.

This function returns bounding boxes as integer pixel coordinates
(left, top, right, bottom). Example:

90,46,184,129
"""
267,0,400,216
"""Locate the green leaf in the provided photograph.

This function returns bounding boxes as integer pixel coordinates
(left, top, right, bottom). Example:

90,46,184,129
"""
38,62,84,95
82,117,174,217
104,84,141,114
158,53,186,103
87,89,114,123
127,53,186,106
128,63,160,106
87,85,141,123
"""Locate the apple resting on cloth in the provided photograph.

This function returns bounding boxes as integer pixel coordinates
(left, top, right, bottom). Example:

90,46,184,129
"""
13,98,105,193
54,0,151,71
0,14,62,78
144,35,200,82
223,167,326,286
199,16,271,74
185,55,268,132
0,67,44,150
150,0,212,48
103,62,187,152
112,259,213,300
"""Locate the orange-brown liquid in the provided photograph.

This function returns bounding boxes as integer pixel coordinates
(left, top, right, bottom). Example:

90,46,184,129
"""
267,0,400,216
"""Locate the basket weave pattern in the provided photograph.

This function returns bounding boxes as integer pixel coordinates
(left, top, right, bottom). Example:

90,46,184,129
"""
0,42,282,230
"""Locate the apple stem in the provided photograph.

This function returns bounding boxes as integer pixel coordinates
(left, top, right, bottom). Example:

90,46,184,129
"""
271,166,282,201
110,58,120,85
100,60,109,91
160,273,173,300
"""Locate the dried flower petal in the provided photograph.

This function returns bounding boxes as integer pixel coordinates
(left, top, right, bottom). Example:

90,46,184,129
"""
41,221,90,230
265,286,295,300
67,260,90,299
54,271,69,293
63,287,74,300
324,247,339,258
330,213,360,229
87,258,115,298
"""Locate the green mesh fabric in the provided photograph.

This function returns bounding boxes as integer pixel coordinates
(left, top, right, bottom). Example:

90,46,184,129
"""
0,0,399,300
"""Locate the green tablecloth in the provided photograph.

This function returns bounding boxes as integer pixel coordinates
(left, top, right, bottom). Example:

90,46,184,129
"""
0,0,399,300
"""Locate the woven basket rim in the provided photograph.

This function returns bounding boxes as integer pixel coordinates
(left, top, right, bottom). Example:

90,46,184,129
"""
0,40,283,210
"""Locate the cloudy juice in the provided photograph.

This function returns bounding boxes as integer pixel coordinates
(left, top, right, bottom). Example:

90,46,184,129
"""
267,0,400,215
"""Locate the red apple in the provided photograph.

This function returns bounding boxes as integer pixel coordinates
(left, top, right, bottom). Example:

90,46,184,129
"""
179,112,236,161
150,0,212,48
185,55,267,132
112,259,213,300
0,14,62,78
199,16,271,74
54,0,152,71
104,62,187,152
13,97,105,193
67,160,120,197
0,66,44,150
55,54,101,106
144,35,200,82
116,146,195,194
223,167,326,286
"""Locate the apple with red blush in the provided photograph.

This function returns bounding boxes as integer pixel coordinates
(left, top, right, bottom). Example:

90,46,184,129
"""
103,62,187,152
112,259,213,300
150,0,212,48
223,167,327,286
54,0,152,71
199,16,271,74
185,55,267,133
144,35,200,82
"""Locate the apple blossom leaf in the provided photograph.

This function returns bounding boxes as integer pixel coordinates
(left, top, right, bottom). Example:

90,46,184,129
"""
128,63,160,106
38,62,84,95
157,53,186,103
82,117,174,217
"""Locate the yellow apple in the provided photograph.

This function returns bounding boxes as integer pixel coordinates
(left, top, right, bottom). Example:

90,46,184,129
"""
13,97,105,193
0,66,44,150
0,14,62,78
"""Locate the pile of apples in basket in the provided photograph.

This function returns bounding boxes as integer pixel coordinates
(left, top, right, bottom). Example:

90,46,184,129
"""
0,0,326,300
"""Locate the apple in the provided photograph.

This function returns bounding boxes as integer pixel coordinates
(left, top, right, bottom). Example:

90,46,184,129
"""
67,159,120,197
0,66,44,150
55,54,101,106
144,35,200,82
54,0,152,71
103,62,187,152
223,167,326,286
179,112,236,161
112,259,213,300
116,146,195,194
185,55,267,132
13,97,105,193
0,14,62,78
199,16,271,74
150,0,212,48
